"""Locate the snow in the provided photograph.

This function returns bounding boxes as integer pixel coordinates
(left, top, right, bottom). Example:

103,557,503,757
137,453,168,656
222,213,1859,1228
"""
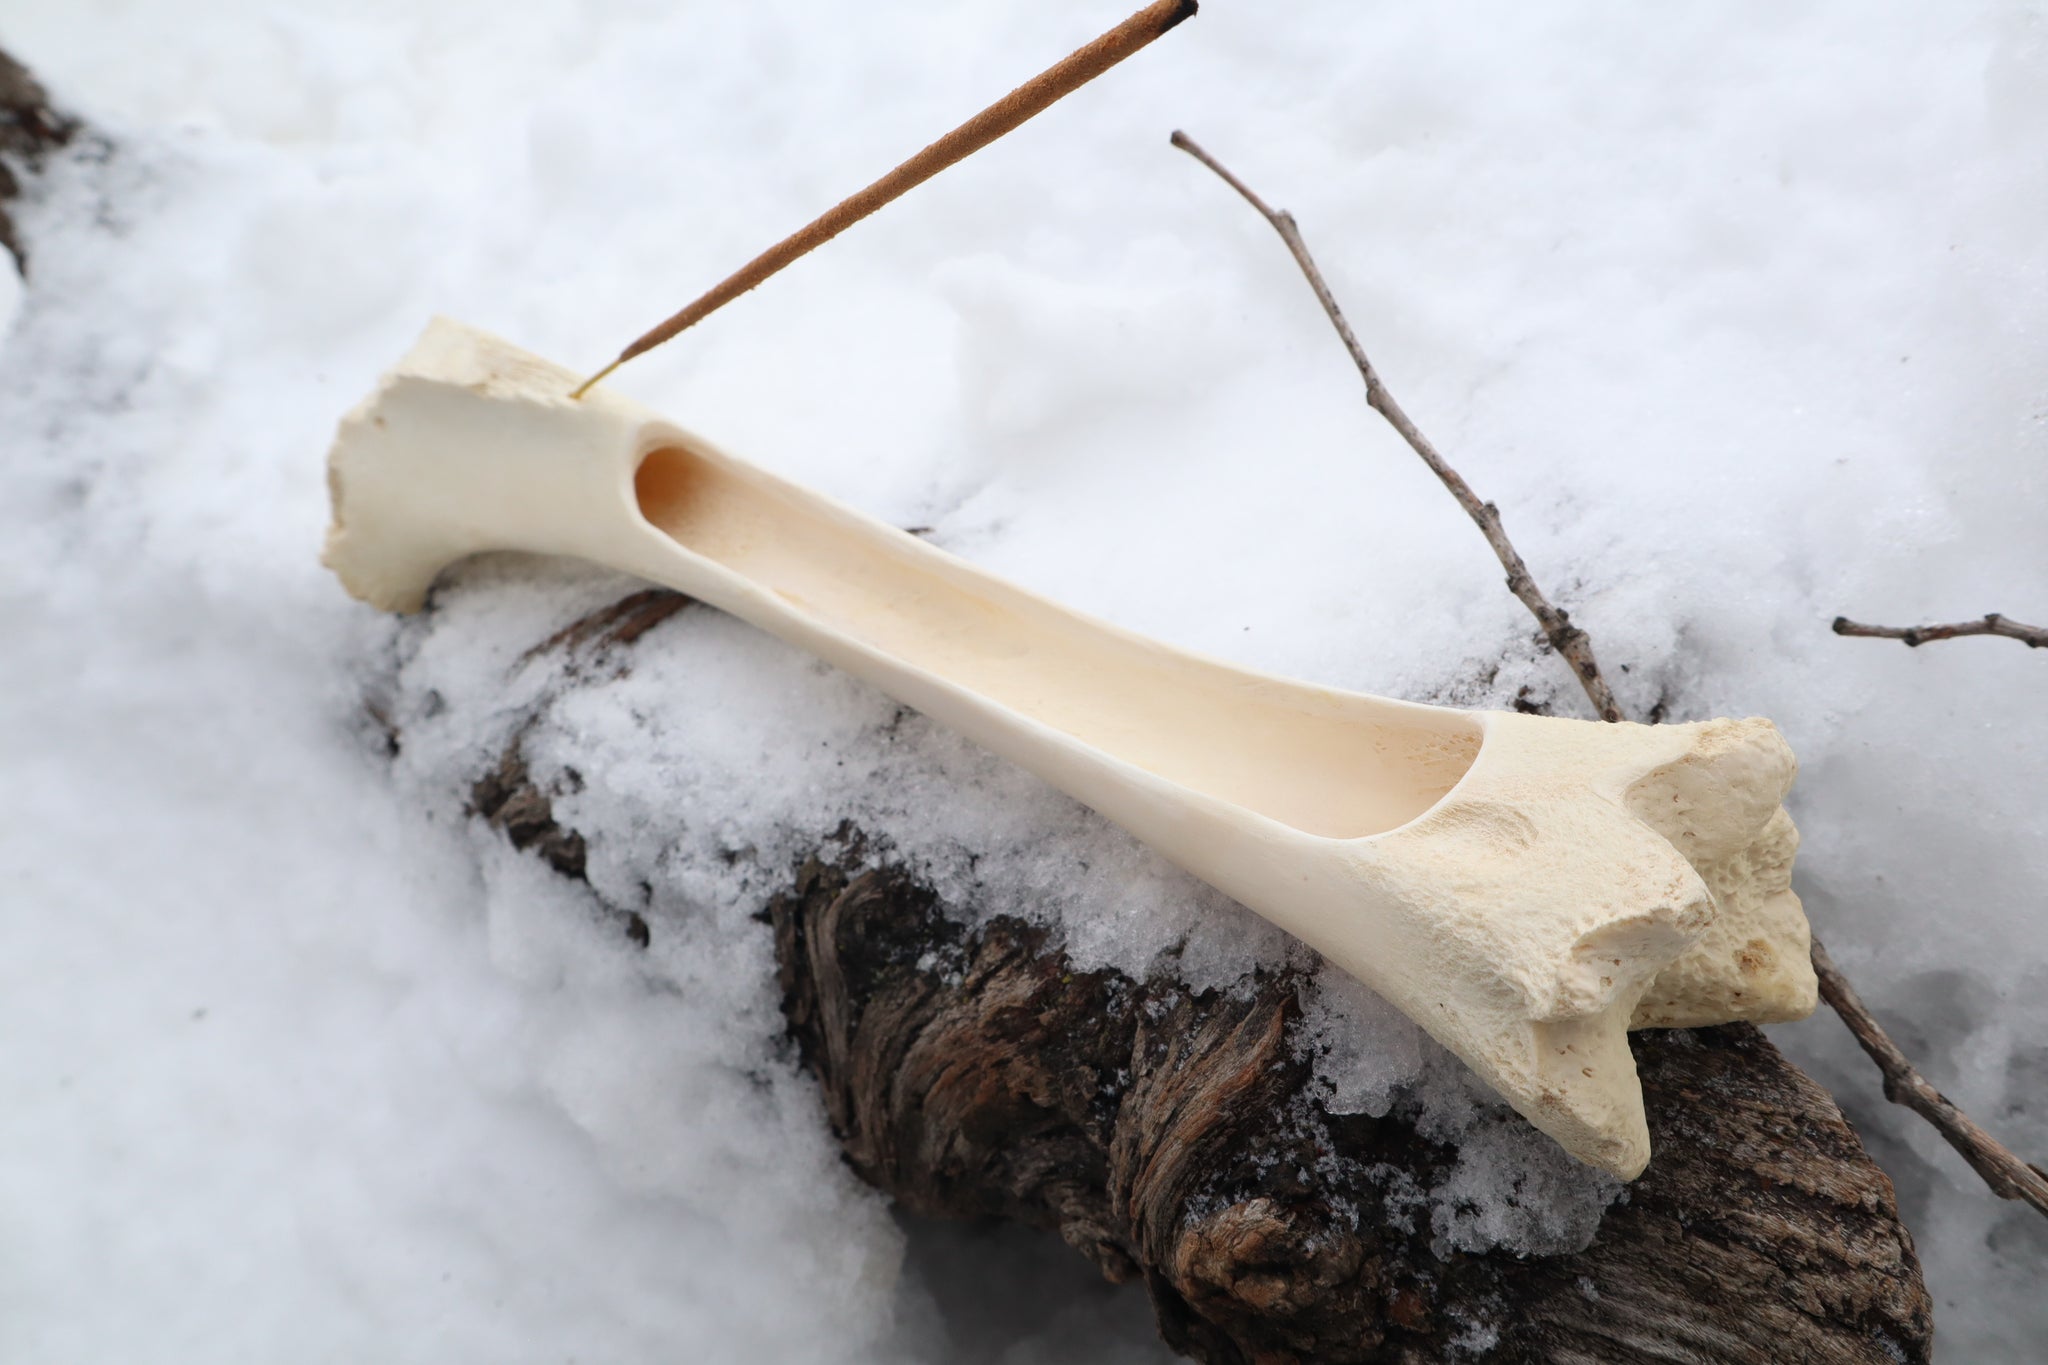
2,0,2044,1359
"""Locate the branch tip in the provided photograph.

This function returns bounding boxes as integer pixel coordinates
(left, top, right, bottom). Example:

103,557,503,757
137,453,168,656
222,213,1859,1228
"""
1811,938,2048,1217
1170,129,1624,725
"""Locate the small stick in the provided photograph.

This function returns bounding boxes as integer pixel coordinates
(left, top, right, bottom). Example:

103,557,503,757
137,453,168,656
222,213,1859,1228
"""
1172,128,2048,1219
1168,130,1625,723
571,0,1198,399
1833,612,2047,650
1812,940,2048,1216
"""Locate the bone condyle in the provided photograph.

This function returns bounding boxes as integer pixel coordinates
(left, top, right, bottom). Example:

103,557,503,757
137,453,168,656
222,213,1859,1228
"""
323,318,1817,1179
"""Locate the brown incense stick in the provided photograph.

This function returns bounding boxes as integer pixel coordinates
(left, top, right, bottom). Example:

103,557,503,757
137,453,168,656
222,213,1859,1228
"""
571,0,1197,398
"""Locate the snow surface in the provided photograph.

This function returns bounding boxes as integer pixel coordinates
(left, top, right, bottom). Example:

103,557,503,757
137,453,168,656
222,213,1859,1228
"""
3,0,2045,1359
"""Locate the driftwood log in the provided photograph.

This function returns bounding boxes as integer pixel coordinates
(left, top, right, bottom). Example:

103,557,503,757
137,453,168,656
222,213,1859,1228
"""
0,49,77,274
454,587,1933,1364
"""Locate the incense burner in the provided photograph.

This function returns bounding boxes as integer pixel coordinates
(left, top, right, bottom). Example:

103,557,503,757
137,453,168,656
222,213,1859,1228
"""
324,319,1816,1178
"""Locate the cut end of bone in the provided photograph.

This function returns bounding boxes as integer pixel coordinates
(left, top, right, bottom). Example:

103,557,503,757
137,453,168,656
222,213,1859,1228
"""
321,318,646,614
320,318,1817,1180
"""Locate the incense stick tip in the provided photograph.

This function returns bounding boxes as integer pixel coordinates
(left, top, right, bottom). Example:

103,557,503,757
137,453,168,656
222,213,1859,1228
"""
569,359,620,401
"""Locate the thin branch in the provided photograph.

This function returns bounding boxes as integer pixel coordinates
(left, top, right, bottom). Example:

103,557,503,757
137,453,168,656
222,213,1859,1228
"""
570,0,1199,398
1833,613,2047,650
1812,940,2048,1215
1171,128,2048,1220
1168,130,1623,723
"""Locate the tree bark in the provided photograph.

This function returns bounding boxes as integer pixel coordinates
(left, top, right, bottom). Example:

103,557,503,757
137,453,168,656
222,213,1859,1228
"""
458,588,1934,1364
0,49,79,274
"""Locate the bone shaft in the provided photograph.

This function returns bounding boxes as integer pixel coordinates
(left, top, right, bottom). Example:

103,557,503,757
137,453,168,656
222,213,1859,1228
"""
625,440,1476,850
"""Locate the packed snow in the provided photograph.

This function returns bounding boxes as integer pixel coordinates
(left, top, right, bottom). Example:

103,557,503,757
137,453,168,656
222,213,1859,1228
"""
3,0,2044,1360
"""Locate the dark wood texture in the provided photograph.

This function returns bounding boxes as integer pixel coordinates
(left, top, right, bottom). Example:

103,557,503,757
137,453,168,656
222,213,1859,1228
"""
0,49,77,273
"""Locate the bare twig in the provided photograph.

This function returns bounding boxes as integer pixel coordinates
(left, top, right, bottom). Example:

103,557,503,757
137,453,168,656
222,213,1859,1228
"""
570,0,1199,398
1168,131,1623,723
1833,613,2047,650
1172,129,2048,1220
1812,940,2048,1215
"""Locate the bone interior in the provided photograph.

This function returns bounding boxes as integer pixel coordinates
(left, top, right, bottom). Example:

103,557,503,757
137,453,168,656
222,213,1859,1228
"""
634,444,1483,841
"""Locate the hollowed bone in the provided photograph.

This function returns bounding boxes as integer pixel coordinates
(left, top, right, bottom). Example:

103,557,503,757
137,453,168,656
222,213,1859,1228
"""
323,319,1816,1178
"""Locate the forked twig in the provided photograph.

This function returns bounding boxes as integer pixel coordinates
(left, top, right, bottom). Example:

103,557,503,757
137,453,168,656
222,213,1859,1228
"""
1168,130,1623,724
1171,129,2048,1219
1812,941,2048,1215
572,0,1198,398
1834,613,2047,650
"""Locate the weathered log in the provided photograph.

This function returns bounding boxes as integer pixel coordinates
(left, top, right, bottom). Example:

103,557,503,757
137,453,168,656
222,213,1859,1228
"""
443,587,1933,1364
0,49,78,274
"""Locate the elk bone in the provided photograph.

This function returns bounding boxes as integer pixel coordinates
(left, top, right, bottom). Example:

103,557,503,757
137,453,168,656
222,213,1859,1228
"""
322,318,1817,1178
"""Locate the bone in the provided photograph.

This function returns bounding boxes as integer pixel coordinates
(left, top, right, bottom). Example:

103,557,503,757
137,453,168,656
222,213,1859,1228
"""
322,318,1817,1178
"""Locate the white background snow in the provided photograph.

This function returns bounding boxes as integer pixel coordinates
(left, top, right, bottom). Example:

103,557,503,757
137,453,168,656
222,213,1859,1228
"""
2,0,2044,1360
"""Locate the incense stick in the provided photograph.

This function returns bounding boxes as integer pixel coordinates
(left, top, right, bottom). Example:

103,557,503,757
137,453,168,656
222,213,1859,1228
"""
571,0,1197,398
